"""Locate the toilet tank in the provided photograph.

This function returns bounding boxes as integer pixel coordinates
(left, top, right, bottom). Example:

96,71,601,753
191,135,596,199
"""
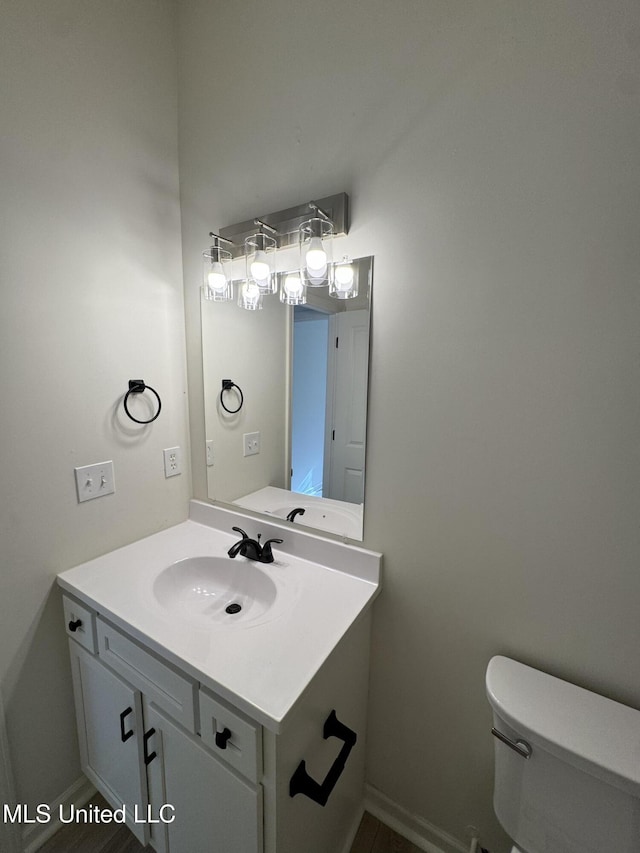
486,656,640,853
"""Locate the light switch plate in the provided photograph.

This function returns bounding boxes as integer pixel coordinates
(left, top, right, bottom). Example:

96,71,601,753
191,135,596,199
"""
243,432,260,457
75,461,115,503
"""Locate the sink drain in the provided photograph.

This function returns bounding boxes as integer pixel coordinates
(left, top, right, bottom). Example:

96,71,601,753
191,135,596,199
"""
225,602,242,615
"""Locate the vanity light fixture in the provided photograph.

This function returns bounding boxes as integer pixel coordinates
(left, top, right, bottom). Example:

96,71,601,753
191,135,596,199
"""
203,192,350,310
245,220,278,295
329,255,357,299
202,233,234,302
238,279,263,311
300,205,334,288
280,272,306,306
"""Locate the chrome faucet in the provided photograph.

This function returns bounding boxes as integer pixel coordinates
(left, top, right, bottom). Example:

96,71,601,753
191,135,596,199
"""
227,527,283,564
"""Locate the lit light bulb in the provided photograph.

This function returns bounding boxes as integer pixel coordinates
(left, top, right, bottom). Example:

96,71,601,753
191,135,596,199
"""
241,280,260,306
334,261,354,292
250,250,270,282
284,274,303,298
305,237,327,273
207,262,227,292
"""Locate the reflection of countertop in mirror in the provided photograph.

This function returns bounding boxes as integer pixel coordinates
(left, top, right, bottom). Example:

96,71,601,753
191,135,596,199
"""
57,500,380,732
234,486,364,540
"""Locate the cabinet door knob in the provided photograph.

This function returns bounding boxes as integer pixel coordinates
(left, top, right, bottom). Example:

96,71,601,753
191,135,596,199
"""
68,619,83,633
215,727,232,749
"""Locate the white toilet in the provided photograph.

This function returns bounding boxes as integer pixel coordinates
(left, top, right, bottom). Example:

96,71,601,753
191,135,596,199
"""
486,655,640,853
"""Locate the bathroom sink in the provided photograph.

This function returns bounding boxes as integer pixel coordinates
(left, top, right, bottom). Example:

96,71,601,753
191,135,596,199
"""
153,556,278,626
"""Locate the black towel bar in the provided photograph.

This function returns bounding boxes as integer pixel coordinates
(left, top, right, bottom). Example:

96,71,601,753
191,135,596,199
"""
289,710,357,807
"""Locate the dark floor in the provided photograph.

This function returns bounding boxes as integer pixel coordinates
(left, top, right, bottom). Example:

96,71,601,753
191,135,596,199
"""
37,795,144,853
350,811,423,853
38,794,419,853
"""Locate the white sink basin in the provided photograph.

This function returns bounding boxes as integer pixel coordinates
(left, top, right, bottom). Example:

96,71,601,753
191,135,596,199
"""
153,556,278,626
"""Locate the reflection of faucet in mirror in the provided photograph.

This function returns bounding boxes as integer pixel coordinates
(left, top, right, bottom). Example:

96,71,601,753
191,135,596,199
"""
286,508,306,523
227,526,283,564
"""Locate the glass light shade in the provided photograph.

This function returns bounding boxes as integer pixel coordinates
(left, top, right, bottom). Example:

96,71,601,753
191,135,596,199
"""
279,273,307,305
299,217,333,287
330,256,358,299
202,246,233,301
238,279,263,311
245,232,277,294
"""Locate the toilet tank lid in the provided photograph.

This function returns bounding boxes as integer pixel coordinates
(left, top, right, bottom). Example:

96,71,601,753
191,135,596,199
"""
486,656,640,796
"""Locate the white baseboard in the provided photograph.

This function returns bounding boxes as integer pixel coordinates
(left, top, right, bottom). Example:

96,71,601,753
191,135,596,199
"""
364,784,467,853
19,779,464,853
22,776,96,853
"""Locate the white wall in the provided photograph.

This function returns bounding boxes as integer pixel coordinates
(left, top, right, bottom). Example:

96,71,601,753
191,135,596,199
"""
201,293,288,502
0,0,189,812
4,1,636,848
179,1,640,850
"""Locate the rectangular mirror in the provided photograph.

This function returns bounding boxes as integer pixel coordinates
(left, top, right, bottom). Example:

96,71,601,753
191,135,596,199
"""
201,256,372,540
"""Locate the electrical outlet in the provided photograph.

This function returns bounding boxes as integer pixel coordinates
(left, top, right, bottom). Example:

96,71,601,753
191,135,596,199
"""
243,432,260,457
75,461,115,503
163,446,182,478
206,440,214,467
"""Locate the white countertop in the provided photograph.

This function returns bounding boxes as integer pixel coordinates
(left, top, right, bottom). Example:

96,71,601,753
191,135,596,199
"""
57,501,381,733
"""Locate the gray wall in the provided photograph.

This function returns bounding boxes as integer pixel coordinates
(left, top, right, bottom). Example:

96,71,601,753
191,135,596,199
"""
0,0,190,812
179,1,640,850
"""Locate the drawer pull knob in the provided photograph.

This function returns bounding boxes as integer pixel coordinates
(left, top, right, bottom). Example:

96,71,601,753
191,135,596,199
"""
215,727,232,749
120,707,134,743
68,619,83,633
143,728,157,765
289,710,357,807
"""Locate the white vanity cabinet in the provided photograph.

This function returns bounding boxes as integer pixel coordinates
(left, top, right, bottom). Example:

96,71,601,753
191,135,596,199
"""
145,705,262,853
65,598,263,853
63,591,372,853
68,642,150,844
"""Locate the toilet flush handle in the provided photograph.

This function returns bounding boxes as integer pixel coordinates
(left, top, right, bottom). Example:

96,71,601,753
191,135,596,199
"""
491,727,532,759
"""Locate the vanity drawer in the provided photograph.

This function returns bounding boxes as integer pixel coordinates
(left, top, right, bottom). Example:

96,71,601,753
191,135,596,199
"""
199,687,262,783
96,618,197,733
63,595,97,654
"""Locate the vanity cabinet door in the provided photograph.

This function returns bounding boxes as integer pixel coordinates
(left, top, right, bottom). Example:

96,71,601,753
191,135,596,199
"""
68,642,150,845
145,704,263,853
